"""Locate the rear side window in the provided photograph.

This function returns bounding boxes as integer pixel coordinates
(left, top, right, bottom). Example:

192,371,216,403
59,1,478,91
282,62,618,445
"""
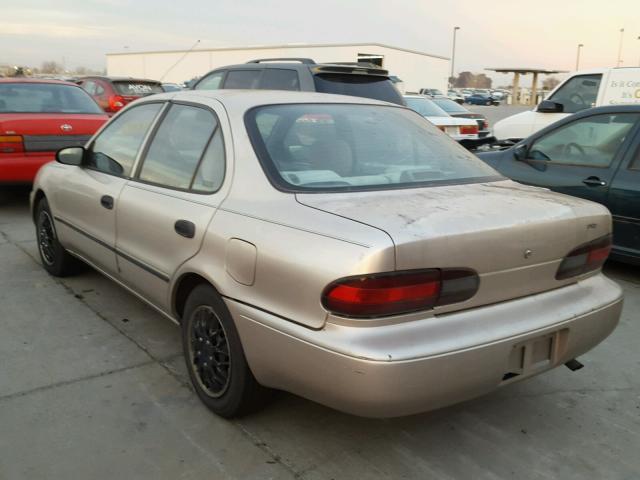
112,81,163,96
224,70,261,89
88,103,162,176
313,74,404,105
195,71,225,90
0,83,103,114
138,104,222,191
259,69,300,91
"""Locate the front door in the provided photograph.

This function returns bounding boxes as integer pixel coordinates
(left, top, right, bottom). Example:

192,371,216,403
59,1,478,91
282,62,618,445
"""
52,102,164,275
498,112,640,206
115,101,229,310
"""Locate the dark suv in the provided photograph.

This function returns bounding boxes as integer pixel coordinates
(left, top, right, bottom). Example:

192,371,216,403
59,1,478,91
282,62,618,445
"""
191,58,404,105
77,76,164,115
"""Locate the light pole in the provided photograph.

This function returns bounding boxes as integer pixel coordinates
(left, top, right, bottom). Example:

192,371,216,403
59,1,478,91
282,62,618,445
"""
576,43,584,70
450,26,460,87
617,28,625,67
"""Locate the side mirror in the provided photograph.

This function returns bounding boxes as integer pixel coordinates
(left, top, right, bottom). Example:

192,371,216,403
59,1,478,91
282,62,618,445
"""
56,146,85,166
537,100,564,113
513,143,528,161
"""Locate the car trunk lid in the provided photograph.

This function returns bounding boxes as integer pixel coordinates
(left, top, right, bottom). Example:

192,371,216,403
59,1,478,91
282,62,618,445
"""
297,180,611,312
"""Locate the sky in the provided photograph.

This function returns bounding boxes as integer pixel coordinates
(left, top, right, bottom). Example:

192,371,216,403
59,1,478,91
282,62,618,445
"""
2,0,639,85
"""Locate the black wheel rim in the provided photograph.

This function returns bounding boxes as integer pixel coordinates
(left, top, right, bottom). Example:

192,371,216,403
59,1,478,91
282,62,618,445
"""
188,305,231,398
38,210,56,266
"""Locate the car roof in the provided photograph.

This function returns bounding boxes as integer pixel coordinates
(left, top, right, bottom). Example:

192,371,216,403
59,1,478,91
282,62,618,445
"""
79,76,161,83
149,89,395,112
0,77,79,86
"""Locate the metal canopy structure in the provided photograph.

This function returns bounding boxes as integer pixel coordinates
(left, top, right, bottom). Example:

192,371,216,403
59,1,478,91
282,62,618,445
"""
486,68,568,105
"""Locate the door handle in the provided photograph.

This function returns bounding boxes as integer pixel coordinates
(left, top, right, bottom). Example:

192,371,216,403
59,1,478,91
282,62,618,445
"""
582,177,607,187
174,220,195,238
100,195,114,209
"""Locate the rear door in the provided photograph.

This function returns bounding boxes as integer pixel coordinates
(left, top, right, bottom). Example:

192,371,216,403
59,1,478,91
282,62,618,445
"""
115,100,229,309
607,125,640,260
53,102,164,275
497,112,640,205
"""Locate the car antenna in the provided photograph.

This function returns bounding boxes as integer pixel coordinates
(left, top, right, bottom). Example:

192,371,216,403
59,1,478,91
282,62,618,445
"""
159,39,201,82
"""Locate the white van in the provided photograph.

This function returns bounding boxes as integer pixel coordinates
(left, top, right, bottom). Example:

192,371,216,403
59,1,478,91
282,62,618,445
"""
494,67,640,141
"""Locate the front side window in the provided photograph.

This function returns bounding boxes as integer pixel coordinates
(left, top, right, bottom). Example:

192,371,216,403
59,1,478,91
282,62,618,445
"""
224,70,261,89
87,103,162,176
195,71,225,90
246,104,500,192
547,74,602,114
528,113,639,167
0,83,103,114
138,104,218,190
82,80,96,95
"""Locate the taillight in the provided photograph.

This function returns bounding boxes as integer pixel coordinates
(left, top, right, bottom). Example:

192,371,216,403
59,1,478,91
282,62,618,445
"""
108,95,125,112
322,268,479,318
0,135,24,154
556,234,612,280
460,125,479,135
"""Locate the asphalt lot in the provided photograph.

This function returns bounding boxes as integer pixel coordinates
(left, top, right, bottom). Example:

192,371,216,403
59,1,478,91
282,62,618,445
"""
466,104,531,128
1,105,639,479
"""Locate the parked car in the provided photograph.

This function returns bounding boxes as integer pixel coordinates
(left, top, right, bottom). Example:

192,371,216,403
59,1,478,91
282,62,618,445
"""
77,76,164,115
161,83,183,92
494,67,640,142
466,93,500,106
431,96,492,139
32,90,622,418
419,88,444,96
404,94,480,146
477,105,640,264
0,78,108,184
192,58,404,105
447,90,465,104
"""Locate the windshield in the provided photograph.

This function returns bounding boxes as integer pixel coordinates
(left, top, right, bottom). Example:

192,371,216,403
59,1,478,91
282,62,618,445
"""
113,81,163,96
312,74,404,105
0,83,103,114
432,98,469,113
404,97,449,117
246,104,501,192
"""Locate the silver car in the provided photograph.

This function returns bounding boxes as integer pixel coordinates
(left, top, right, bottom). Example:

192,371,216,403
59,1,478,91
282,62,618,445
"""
31,90,623,418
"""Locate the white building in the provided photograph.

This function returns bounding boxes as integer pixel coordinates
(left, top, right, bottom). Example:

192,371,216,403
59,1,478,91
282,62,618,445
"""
106,43,449,92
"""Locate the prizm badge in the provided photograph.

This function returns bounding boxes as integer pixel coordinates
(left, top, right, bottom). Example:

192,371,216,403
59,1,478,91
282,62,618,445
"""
523,249,533,259
587,223,598,229
60,124,73,132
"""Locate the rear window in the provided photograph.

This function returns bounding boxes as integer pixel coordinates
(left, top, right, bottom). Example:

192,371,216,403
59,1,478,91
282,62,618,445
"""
246,104,500,192
404,97,449,117
0,83,103,114
432,98,469,113
113,81,163,96
313,74,404,105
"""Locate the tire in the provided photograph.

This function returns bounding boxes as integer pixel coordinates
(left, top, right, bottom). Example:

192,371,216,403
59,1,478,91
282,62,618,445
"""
182,284,271,418
485,100,491,106
35,198,83,277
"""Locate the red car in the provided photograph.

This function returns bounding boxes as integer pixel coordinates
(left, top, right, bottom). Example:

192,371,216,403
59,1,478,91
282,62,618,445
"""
0,78,108,184
77,76,163,115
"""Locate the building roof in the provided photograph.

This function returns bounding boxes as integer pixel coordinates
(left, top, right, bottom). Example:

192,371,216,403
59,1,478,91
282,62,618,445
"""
107,42,449,61
486,68,568,74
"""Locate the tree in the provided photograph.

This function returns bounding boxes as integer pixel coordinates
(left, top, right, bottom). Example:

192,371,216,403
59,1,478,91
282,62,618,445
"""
452,72,493,89
542,77,561,90
40,61,63,74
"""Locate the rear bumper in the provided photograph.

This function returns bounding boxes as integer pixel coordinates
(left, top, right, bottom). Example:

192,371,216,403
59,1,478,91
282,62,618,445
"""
229,274,623,417
0,154,54,183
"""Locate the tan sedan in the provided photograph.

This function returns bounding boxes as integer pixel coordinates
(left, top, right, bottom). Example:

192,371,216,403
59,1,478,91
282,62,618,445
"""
31,90,623,418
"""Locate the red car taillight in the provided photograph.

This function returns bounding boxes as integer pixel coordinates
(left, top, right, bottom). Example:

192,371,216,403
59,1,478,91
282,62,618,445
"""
322,269,479,318
460,125,479,135
0,135,24,154
107,95,125,113
556,235,612,280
